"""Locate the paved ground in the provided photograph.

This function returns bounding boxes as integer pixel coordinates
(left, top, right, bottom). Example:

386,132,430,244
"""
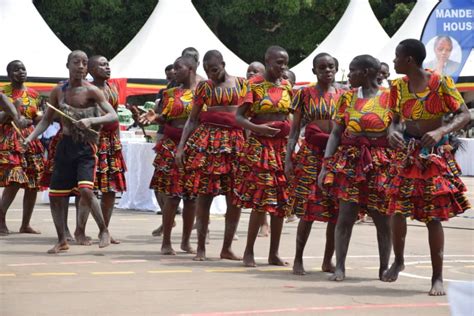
1,178,473,316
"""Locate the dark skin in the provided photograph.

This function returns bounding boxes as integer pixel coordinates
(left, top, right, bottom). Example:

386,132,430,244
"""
175,55,242,262
317,59,392,282
139,58,198,255
384,44,470,296
0,61,42,236
24,51,118,253
285,55,337,275
89,56,121,244
236,49,290,267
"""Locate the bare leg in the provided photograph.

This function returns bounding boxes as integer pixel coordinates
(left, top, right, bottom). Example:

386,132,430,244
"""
427,220,445,296
19,188,40,234
151,191,167,237
181,199,196,253
258,214,270,237
383,214,406,282
243,210,264,267
101,192,119,244
48,196,70,253
0,184,20,235
63,202,73,242
77,188,109,248
369,209,392,280
330,200,359,281
268,214,288,266
322,222,336,272
193,194,213,261
74,193,91,245
293,219,312,275
161,197,179,255
220,192,242,260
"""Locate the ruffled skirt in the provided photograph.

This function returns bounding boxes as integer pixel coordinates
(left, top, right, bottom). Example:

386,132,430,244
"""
95,130,127,193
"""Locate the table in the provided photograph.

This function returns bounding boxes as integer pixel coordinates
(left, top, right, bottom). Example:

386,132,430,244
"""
455,138,474,176
118,139,227,214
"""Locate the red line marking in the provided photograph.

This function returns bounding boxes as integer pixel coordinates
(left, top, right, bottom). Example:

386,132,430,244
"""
179,302,449,316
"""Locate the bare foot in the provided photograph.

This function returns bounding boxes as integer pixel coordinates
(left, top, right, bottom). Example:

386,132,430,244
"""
0,224,10,236
161,245,176,255
65,229,74,242
329,269,345,281
111,236,121,244
220,249,242,261
98,231,110,248
19,225,41,234
180,243,196,254
321,261,336,273
47,241,69,254
193,249,206,261
75,233,92,246
268,255,289,266
293,259,306,275
243,252,256,267
258,224,270,237
382,262,405,282
152,225,163,237
429,278,445,296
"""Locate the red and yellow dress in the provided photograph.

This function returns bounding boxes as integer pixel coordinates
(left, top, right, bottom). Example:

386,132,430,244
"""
387,71,470,222
0,84,44,189
289,84,343,222
233,76,293,217
184,78,249,196
151,87,194,198
95,82,127,193
323,88,392,214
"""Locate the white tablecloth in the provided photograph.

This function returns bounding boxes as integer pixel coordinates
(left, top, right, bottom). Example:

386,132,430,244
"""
118,139,227,214
455,138,474,176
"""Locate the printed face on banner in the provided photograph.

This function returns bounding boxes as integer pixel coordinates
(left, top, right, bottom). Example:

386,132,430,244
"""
421,0,473,81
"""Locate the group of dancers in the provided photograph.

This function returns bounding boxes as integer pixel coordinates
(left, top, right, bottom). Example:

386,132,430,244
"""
0,38,470,297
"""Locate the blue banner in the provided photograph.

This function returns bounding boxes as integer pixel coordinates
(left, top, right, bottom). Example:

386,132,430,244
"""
421,0,473,81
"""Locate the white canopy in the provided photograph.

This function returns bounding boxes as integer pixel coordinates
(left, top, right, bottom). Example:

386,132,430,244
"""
291,0,390,83
459,49,473,77
110,0,248,80
0,0,71,78
376,0,440,79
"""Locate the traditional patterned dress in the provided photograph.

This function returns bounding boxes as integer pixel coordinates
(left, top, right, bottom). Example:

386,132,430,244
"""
289,84,343,222
184,78,249,196
387,70,470,222
150,87,194,198
0,84,44,189
233,75,293,217
323,87,393,214
95,82,127,193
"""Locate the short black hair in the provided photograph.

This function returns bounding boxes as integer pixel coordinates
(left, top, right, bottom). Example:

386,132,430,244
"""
265,45,287,60
165,64,174,72
203,50,224,64
175,55,198,71
380,62,389,69
333,57,339,71
88,55,105,69
181,47,199,63
313,53,332,66
6,60,22,75
352,54,381,76
398,39,426,67
67,50,87,64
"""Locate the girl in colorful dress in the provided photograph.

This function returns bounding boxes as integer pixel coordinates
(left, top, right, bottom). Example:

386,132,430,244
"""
318,55,393,281
384,39,470,296
285,53,343,275
176,50,248,261
89,55,127,244
140,56,198,255
235,46,292,267
0,60,44,235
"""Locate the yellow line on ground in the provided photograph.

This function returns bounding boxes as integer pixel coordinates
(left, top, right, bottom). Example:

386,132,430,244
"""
416,265,453,269
31,272,77,276
147,270,193,274
258,267,292,272
205,268,247,273
0,273,16,277
91,271,135,275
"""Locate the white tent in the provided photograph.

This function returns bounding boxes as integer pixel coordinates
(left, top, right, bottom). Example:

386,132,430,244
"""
376,0,440,78
110,0,248,80
291,0,390,83
459,49,473,77
0,0,71,79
